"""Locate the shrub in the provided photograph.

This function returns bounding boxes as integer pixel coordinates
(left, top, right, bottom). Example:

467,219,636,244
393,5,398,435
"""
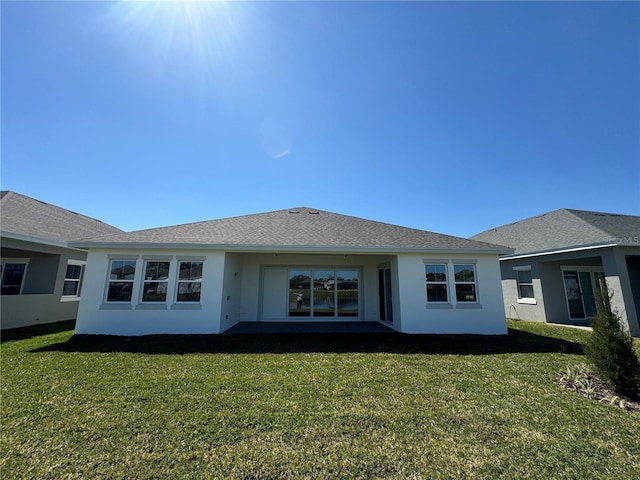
583,281,640,397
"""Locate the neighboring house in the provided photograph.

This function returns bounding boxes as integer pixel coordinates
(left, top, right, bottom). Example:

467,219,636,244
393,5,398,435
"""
0,191,123,330
70,207,512,336
472,209,640,336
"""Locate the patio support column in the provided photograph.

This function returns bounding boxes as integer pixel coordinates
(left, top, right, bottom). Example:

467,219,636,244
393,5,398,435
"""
600,249,640,336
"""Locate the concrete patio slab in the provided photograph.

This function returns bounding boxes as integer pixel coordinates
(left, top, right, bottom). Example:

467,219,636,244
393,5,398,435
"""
223,321,397,335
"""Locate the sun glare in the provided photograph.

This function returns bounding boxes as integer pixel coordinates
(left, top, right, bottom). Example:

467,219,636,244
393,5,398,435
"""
108,1,293,160
110,0,241,75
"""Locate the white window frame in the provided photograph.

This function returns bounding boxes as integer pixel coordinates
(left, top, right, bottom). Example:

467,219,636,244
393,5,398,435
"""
106,259,138,303
453,263,479,303
1,258,29,296
176,260,204,303
514,266,536,305
61,260,85,299
425,262,449,304
140,260,171,303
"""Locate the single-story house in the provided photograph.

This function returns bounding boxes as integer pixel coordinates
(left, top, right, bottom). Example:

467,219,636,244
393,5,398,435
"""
70,207,512,335
0,191,123,330
471,208,640,336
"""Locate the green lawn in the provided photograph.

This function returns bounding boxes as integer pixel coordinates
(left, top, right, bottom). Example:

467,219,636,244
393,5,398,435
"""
2,320,639,479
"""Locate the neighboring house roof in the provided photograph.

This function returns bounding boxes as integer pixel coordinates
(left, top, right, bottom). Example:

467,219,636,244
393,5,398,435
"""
471,208,640,256
0,191,123,246
69,206,511,254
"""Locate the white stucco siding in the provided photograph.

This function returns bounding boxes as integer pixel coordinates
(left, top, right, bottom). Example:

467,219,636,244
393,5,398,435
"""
75,249,507,335
75,249,226,335
220,253,243,332
1,294,80,329
395,253,507,334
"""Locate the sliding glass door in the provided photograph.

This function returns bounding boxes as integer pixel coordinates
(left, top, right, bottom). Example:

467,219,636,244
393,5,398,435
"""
562,268,605,320
288,268,359,318
289,270,311,317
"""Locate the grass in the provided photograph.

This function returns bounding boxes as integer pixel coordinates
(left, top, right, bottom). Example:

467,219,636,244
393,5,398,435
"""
2,320,639,479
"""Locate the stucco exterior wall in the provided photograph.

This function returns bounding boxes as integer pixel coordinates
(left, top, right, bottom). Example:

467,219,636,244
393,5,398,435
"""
538,262,569,324
1,238,87,329
601,247,640,336
502,253,605,325
1,294,80,330
499,259,547,323
220,253,243,332
395,253,507,334
496,247,640,336
75,249,226,335
74,249,508,335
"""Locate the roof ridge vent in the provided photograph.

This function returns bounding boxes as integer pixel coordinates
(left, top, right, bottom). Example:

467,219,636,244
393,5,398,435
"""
288,210,300,214
308,211,320,215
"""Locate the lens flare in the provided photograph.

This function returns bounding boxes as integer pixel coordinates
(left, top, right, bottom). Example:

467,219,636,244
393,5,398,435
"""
108,0,243,77
260,119,293,159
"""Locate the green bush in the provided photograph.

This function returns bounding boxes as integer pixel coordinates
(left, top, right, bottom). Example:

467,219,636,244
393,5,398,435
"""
583,281,640,397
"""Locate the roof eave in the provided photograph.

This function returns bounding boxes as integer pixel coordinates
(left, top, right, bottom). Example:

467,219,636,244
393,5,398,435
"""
498,243,625,260
67,241,512,255
1,230,88,251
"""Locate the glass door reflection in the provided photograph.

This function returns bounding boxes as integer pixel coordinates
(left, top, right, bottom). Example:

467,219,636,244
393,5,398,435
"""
337,270,359,317
313,270,335,317
287,268,360,319
289,270,311,317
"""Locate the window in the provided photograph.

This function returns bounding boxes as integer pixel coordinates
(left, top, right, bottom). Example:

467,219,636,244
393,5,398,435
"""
425,264,448,302
313,269,335,317
289,269,311,317
336,270,359,317
1,261,27,295
176,261,203,302
516,268,534,299
454,264,477,302
142,261,170,302
62,263,84,297
107,260,137,302
288,268,359,317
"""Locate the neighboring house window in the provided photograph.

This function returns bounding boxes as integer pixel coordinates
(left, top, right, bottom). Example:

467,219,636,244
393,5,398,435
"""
425,264,448,302
62,263,84,297
1,261,27,295
177,261,203,302
142,261,171,302
515,268,534,299
107,260,137,302
454,264,477,302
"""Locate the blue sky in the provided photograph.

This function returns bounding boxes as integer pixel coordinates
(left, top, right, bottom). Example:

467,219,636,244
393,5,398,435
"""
2,1,638,238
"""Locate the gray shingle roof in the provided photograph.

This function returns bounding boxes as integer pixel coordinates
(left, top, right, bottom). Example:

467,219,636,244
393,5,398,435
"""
471,208,640,256
0,191,123,244
70,207,510,253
